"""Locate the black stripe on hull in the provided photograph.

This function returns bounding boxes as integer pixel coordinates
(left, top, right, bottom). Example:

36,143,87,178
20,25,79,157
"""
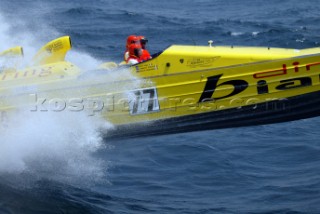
105,91,320,139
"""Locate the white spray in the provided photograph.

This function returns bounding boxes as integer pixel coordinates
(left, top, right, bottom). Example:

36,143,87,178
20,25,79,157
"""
0,11,141,187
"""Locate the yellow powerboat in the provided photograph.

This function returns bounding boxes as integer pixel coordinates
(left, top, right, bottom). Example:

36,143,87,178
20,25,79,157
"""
1,36,320,138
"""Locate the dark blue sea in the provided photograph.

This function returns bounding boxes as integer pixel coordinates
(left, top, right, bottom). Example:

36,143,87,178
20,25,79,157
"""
1,0,320,213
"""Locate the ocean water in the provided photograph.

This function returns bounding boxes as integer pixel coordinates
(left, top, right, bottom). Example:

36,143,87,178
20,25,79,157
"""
1,0,320,213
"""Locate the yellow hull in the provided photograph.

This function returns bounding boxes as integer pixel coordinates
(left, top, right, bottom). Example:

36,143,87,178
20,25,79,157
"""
1,36,320,137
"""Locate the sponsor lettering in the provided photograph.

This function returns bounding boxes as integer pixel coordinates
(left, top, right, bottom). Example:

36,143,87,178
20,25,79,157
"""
200,61,320,102
0,67,58,81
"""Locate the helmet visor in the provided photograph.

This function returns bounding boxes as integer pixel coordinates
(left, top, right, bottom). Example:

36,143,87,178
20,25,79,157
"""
140,38,148,45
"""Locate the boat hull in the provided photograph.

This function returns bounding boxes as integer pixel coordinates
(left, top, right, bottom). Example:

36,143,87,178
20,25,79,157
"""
105,90,320,139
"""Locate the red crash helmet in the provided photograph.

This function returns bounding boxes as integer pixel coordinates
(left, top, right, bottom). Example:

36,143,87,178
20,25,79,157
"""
126,35,139,48
128,43,142,57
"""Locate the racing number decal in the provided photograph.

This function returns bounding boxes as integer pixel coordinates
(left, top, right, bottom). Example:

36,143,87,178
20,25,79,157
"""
129,87,160,115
